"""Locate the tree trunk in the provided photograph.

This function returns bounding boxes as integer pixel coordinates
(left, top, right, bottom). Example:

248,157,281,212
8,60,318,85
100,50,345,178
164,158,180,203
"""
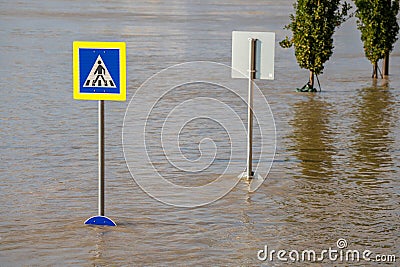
383,0,391,77
383,55,389,77
372,62,378,78
383,53,389,77
309,70,315,89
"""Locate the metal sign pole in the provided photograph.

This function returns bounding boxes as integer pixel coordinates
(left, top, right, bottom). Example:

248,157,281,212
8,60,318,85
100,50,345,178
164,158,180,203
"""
74,41,126,227
99,100,105,216
247,38,256,179
84,99,116,226
232,31,275,181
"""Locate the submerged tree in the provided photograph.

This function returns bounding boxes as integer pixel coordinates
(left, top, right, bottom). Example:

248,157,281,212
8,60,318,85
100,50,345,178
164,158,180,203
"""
354,0,399,78
280,0,351,91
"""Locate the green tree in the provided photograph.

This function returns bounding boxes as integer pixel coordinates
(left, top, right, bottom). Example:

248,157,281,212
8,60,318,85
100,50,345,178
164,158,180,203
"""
354,0,399,78
280,0,351,90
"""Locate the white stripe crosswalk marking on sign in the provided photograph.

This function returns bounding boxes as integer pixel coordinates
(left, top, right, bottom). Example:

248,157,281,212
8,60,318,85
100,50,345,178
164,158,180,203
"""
83,55,116,88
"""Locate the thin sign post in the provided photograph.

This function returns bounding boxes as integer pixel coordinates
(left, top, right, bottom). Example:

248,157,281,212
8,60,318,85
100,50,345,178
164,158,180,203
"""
73,41,126,226
231,31,275,179
98,100,105,216
247,38,256,179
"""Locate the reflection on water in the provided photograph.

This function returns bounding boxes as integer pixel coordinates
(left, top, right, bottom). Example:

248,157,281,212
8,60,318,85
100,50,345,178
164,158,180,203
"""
289,95,335,180
0,0,399,266
268,86,400,263
349,83,395,182
342,82,398,253
278,95,338,249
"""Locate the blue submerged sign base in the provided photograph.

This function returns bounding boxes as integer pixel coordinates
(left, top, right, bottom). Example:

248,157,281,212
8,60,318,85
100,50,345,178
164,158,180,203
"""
84,215,117,226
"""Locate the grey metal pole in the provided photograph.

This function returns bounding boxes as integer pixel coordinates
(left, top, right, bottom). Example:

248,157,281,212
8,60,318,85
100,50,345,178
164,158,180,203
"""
247,38,256,179
98,100,105,216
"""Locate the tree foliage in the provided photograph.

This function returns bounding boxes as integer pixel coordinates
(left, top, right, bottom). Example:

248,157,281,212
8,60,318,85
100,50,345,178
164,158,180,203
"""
354,0,399,65
280,0,351,76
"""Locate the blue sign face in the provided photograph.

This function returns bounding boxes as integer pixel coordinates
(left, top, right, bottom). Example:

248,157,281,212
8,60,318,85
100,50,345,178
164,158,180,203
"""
78,48,120,94
73,41,126,101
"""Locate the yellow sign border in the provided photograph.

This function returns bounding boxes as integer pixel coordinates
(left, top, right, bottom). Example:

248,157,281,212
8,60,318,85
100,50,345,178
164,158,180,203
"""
73,41,126,101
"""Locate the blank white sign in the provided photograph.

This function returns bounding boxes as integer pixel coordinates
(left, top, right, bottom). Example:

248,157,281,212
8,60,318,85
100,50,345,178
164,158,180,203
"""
231,31,275,80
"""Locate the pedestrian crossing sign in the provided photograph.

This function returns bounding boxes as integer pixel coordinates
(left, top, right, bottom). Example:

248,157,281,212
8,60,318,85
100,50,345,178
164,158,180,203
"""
73,41,126,101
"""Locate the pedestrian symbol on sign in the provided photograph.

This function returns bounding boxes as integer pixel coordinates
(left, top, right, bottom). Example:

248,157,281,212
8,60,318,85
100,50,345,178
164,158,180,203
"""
73,41,126,101
83,55,116,88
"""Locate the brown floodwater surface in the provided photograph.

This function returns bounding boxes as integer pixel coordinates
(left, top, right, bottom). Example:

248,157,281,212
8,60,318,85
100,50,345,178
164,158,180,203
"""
0,0,399,266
